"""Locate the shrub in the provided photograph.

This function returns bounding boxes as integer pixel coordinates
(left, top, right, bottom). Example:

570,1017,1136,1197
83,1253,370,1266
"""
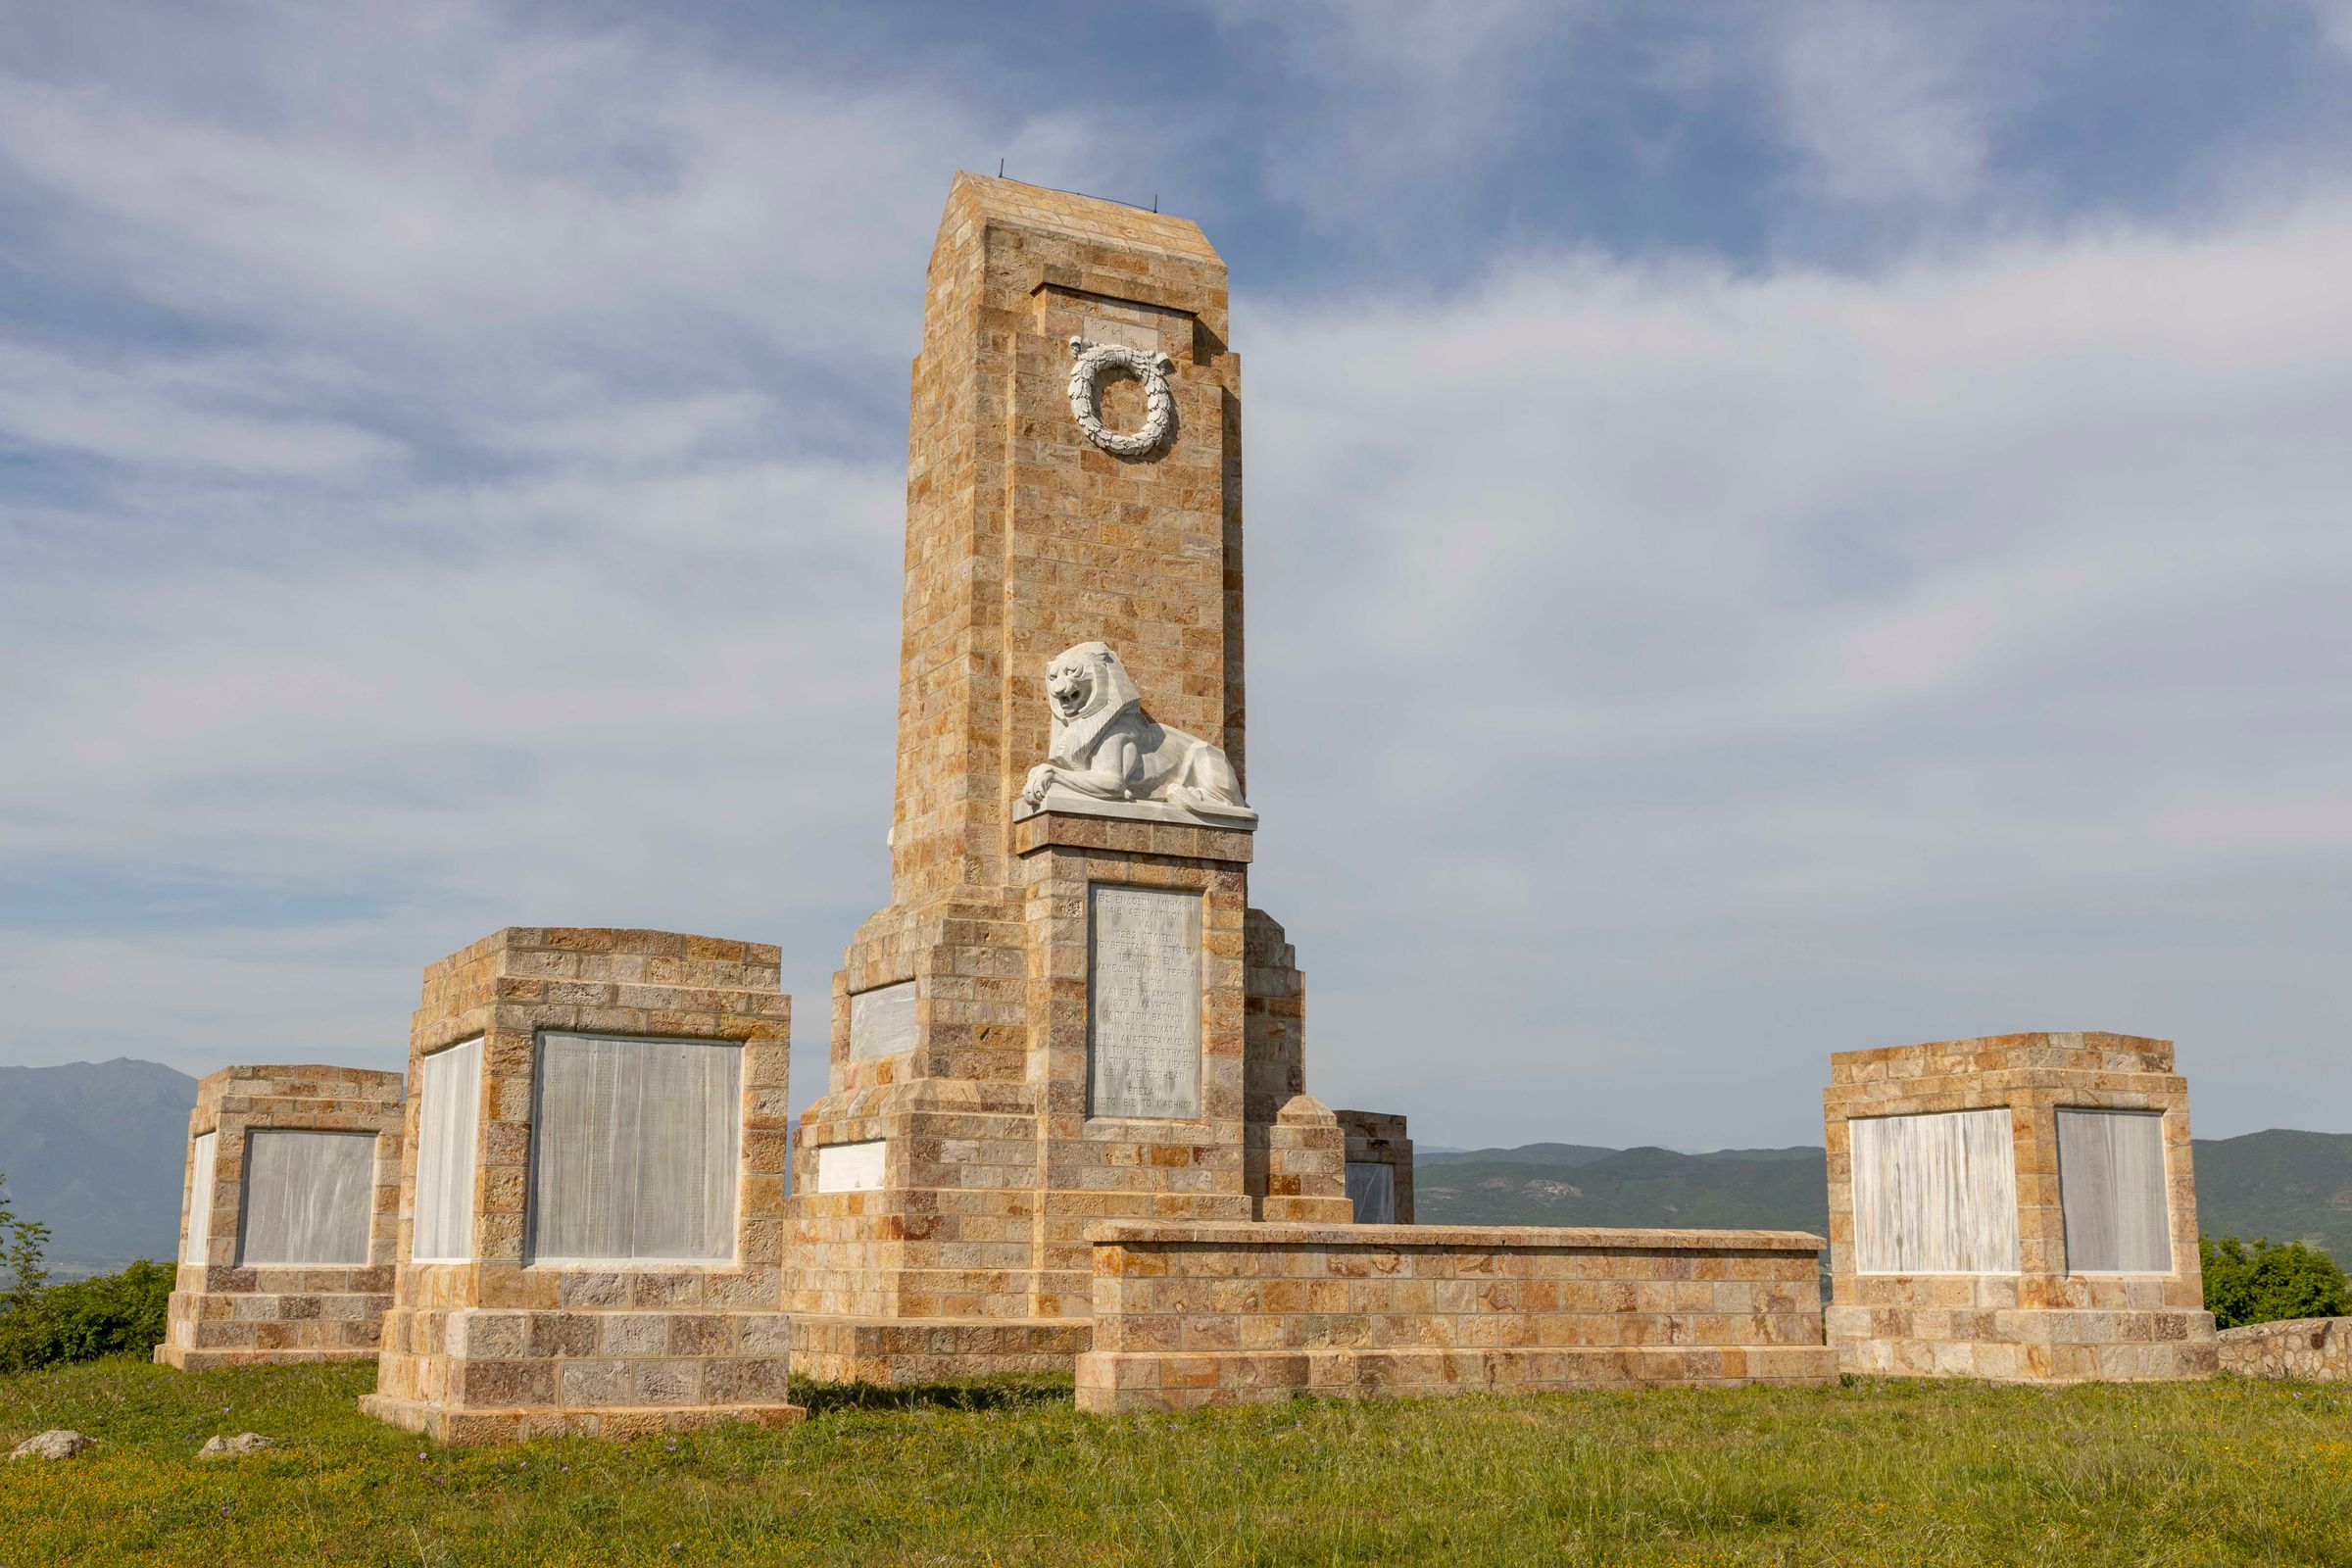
2201,1234,2352,1330
0,1173,175,1371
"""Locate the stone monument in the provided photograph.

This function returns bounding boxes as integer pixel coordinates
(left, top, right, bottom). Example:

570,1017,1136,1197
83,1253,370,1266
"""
361,928,802,1442
155,1064,403,1369
787,174,1373,1384
1822,1031,2217,1381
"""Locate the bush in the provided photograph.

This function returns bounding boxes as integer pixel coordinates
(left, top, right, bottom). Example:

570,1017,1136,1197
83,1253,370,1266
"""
2201,1234,2352,1330
0,1172,175,1371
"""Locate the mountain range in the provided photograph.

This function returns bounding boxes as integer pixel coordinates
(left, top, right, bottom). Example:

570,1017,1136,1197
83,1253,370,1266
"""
5,1059,2351,1274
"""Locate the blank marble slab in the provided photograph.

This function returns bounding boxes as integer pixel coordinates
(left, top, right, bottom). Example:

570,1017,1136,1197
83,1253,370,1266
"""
239,1129,374,1265
814,1140,886,1194
1086,886,1201,1120
849,982,917,1061
527,1033,740,1263
2056,1108,2173,1273
1345,1161,1396,1224
412,1037,483,1262
182,1131,218,1264
1850,1108,2020,1273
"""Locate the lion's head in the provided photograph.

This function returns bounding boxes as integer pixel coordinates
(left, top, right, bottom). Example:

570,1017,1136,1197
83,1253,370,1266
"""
1043,641,1143,761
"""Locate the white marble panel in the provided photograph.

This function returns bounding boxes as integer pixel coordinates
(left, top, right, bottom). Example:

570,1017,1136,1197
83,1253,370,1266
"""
1346,1161,1396,1224
527,1033,740,1263
814,1140,886,1194
412,1037,483,1262
1087,885,1201,1120
238,1129,374,1265
182,1131,217,1264
850,981,918,1060
1081,315,1162,354
1850,1108,2020,1273
2057,1108,2172,1273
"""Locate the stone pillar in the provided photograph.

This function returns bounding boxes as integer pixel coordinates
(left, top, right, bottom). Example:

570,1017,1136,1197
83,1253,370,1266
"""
360,928,801,1444
155,1065,404,1369
787,175,1348,1385
1335,1110,1415,1223
1823,1031,2217,1381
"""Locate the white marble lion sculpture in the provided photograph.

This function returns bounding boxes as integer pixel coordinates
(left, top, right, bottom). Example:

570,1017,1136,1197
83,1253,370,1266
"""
1018,641,1252,819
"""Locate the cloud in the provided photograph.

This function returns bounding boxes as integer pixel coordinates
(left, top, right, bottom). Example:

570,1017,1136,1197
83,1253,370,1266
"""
1237,197,2352,1143
2,0,2349,1158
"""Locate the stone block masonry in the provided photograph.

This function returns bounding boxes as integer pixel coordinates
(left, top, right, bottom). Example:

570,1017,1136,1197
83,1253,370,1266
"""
2218,1318,2352,1381
361,928,802,1444
1074,1222,1836,1413
786,175,1352,1385
156,1064,404,1370
1823,1031,2217,1382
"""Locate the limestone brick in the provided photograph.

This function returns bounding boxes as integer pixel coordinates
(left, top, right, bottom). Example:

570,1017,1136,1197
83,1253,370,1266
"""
156,1065,404,1370
786,177,1348,1384
1822,1031,2217,1382
2217,1317,2352,1380
1075,1221,1837,1412
360,928,803,1444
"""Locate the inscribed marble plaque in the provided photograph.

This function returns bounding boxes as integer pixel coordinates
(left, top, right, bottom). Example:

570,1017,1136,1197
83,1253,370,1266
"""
2057,1109,2172,1273
182,1131,218,1264
815,1140,886,1194
1087,885,1201,1120
412,1037,483,1262
239,1129,375,1265
1849,1108,2020,1273
1346,1161,1396,1224
850,981,917,1060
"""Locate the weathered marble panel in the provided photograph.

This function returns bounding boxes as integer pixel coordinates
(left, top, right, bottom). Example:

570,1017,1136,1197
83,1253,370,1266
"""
1345,1161,1396,1224
2057,1108,2171,1273
239,1129,374,1265
412,1036,482,1262
813,1140,886,1194
849,981,917,1060
1850,1108,2020,1273
527,1033,740,1262
182,1131,217,1264
1086,885,1201,1120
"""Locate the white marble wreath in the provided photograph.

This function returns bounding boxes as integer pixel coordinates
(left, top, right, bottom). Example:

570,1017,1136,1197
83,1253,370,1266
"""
1016,641,1256,829
1066,338,1175,457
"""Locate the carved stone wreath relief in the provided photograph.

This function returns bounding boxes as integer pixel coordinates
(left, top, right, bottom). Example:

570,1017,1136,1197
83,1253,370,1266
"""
1066,337,1175,457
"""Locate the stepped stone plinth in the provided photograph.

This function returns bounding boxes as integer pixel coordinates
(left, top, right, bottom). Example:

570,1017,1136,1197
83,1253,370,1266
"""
156,1064,405,1370
361,928,803,1443
1824,1031,2217,1382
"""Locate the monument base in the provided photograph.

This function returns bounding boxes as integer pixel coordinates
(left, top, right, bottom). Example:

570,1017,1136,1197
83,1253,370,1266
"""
789,1316,1094,1386
357,1393,805,1445
1827,1305,2219,1381
154,1265,393,1369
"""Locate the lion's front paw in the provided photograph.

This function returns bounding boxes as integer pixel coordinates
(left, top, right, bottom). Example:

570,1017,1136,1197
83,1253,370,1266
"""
1021,764,1055,807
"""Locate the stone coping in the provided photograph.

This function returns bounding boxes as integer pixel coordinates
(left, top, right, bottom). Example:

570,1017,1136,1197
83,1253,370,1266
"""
1086,1221,1825,1252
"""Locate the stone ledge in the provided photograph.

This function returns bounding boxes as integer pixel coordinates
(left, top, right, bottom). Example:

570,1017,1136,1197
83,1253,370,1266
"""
1087,1220,1826,1252
1074,1345,1838,1412
358,1393,804,1446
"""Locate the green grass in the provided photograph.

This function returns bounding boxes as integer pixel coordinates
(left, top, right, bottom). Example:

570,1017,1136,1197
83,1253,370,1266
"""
6,1359,2352,1566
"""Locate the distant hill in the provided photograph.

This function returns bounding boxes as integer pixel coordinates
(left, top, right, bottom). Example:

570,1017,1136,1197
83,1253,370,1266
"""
0,1058,199,1275
6,1057,2350,1277
1418,1145,1831,1233
1418,1132,2352,1259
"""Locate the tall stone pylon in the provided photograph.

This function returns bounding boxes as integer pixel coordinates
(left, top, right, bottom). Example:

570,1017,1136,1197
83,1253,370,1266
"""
787,174,1352,1383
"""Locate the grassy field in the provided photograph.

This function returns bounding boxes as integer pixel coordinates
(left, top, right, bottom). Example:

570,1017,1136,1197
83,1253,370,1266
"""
5,1359,2351,1566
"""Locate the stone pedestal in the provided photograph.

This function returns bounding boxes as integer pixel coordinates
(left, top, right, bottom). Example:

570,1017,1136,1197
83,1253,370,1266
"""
785,175,1349,1385
361,928,802,1443
1823,1031,2217,1382
156,1065,404,1370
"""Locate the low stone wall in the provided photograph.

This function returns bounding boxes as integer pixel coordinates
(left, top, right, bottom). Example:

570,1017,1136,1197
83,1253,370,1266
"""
1075,1221,1836,1413
2218,1317,2352,1380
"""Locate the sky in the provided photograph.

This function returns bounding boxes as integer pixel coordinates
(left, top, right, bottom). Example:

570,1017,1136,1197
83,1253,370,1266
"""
2,0,2349,1151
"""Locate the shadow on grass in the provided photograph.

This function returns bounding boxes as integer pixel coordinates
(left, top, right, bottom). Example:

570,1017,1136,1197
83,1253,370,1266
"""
789,1373,1075,1416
